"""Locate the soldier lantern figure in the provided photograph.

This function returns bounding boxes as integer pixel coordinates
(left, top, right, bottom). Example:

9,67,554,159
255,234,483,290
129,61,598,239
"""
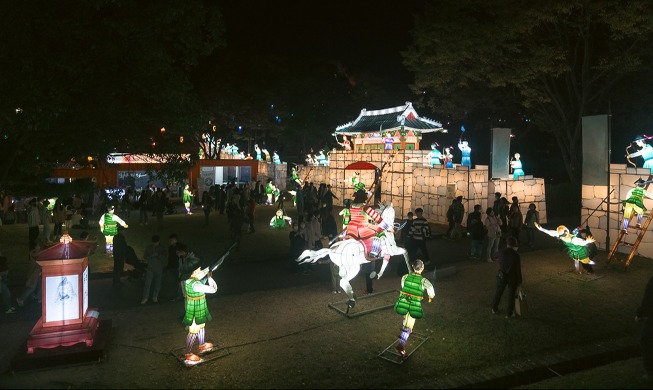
98,205,128,254
622,178,653,232
182,266,218,367
394,259,435,358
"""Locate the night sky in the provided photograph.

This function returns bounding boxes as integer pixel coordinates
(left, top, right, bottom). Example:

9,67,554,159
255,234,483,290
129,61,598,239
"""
209,0,423,107
204,1,561,173
218,1,421,65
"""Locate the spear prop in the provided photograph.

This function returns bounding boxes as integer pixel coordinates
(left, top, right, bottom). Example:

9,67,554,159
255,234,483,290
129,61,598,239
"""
209,241,238,272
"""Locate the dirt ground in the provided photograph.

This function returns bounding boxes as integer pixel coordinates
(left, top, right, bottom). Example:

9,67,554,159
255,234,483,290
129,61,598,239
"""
0,205,651,388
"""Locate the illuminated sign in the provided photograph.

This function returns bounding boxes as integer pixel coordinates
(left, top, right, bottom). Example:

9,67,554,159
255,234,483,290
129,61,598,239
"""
106,153,191,164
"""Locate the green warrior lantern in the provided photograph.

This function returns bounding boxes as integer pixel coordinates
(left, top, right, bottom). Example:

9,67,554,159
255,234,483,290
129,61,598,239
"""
183,266,218,367
98,205,128,254
394,259,434,358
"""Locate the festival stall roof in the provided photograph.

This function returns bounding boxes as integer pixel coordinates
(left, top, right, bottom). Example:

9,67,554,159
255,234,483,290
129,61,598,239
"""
335,101,445,135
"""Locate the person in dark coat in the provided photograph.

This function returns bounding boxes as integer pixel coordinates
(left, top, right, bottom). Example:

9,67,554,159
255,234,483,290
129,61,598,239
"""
636,273,653,382
491,236,522,318
467,204,486,259
112,226,128,286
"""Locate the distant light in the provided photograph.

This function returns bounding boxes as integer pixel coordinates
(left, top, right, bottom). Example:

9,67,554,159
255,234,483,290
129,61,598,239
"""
270,104,274,109
179,136,184,143
238,126,243,132
15,107,22,114
160,127,166,133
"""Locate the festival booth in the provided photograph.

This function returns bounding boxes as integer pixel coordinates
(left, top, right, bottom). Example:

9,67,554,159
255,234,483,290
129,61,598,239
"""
26,235,99,354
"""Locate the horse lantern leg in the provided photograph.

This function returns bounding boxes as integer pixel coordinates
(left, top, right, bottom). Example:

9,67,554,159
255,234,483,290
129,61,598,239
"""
335,241,365,309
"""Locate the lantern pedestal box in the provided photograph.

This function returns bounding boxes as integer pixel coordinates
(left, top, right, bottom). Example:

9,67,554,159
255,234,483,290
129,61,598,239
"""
26,307,100,354
26,240,100,354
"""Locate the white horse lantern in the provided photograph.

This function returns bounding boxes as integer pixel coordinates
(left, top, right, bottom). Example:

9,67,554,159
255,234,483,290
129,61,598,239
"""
297,203,411,308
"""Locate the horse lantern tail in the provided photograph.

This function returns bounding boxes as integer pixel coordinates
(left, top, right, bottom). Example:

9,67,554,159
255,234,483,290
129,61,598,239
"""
296,248,331,264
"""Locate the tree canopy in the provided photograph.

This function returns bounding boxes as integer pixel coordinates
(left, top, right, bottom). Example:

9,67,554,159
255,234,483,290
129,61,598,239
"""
404,0,653,184
0,0,224,192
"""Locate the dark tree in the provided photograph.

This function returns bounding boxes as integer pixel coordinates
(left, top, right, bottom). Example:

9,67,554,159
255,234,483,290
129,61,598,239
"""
404,0,653,185
0,0,224,192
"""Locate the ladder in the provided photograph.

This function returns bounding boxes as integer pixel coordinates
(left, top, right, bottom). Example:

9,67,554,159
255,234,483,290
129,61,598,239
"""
607,174,653,268
301,166,315,185
366,150,399,205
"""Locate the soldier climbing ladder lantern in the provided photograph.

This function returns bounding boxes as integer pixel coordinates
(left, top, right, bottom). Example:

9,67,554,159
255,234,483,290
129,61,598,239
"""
608,175,653,268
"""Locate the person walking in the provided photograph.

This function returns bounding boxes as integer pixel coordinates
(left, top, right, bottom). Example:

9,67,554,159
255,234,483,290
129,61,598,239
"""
498,197,510,242
491,236,522,318
227,193,243,248
0,255,16,314
246,195,256,233
322,184,338,214
138,188,150,226
485,208,502,263
492,192,501,215
112,226,128,287
466,205,485,259
53,201,66,240
524,203,540,249
289,221,307,273
407,208,432,270
16,243,42,307
451,196,465,239
166,234,182,301
176,243,201,299
201,191,213,226
141,235,168,304
445,199,455,239
27,198,41,249
155,189,166,227
636,273,653,382
400,211,414,245
39,199,53,244
508,196,523,245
